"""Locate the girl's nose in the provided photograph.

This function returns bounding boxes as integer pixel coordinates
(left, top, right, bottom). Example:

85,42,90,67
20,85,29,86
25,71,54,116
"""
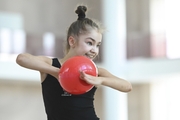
91,46,98,53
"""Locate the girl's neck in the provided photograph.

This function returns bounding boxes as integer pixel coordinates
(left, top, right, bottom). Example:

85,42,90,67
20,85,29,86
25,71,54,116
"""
60,52,75,65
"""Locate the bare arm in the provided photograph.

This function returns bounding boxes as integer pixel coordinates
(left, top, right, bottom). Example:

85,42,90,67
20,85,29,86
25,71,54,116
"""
16,53,60,80
79,67,132,92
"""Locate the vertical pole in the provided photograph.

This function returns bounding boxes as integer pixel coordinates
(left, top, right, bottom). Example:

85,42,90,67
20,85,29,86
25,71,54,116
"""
101,0,128,120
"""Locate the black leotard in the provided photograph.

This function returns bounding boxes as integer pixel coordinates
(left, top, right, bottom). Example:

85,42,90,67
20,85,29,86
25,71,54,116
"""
41,58,99,120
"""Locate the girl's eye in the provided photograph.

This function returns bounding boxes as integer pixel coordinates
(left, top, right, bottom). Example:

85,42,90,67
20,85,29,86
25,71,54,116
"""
97,44,101,47
87,42,93,45
96,44,101,48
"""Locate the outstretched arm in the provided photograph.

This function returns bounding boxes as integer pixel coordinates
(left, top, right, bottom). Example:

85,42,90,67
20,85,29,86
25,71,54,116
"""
16,53,59,79
79,67,132,92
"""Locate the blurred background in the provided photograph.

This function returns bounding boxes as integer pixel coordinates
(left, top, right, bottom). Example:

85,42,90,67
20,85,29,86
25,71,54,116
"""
0,0,180,120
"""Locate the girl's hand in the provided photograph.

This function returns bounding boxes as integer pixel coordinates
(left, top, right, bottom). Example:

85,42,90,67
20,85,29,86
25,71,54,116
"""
79,67,132,92
79,71,102,86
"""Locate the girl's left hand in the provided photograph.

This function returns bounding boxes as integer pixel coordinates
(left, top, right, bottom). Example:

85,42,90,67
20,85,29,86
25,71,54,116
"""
79,71,102,86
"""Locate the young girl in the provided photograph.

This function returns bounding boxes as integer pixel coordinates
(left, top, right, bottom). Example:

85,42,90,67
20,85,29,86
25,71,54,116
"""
16,5,132,120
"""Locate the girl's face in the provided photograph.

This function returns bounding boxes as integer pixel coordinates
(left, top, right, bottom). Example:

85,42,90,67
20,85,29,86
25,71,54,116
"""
72,29,102,60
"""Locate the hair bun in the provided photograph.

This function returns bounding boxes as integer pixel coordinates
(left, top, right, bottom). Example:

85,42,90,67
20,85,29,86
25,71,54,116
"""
75,6,87,20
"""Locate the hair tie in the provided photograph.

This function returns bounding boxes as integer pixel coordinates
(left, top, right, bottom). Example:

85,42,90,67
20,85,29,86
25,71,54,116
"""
78,12,86,20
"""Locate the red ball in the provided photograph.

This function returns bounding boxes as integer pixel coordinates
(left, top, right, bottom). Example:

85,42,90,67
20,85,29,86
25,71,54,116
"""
58,56,98,95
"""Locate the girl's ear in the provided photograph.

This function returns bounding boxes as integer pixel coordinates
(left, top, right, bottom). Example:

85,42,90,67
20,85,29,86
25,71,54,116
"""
68,36,76,48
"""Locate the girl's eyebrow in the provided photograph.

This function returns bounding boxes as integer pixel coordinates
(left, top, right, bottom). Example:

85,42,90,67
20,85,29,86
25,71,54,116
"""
86,37,101,44
86,37,95,42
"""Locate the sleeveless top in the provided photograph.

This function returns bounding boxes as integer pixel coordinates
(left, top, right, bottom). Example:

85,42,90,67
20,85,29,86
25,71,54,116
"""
41,58,100,120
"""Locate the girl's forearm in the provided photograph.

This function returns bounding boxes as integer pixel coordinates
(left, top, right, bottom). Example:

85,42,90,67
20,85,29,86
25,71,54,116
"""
101,77,132,92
